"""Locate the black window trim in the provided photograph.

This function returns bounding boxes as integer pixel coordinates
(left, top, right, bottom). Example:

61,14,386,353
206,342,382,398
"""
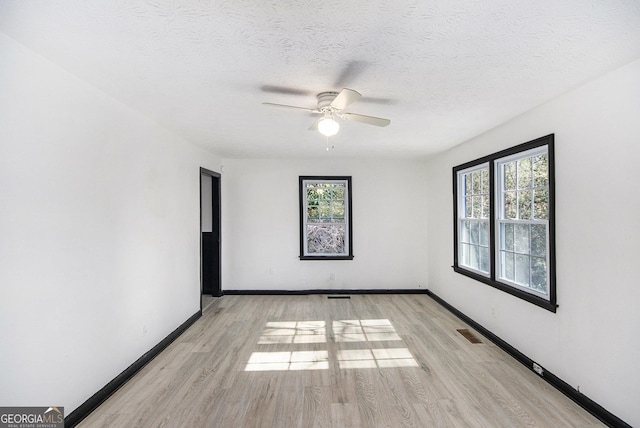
452,134,557,312
299,176,354,261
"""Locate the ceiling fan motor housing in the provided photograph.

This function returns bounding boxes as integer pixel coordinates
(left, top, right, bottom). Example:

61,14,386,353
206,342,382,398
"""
316,92,339,110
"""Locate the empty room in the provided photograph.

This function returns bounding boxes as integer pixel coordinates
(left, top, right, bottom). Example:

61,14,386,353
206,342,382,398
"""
1,1,639,427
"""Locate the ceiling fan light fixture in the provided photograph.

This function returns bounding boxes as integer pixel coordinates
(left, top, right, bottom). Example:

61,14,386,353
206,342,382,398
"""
318,117,339,137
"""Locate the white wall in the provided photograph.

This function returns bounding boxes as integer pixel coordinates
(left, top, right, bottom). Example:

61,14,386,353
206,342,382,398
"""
425,59,640,426
0,34,221,413
221,158,429,291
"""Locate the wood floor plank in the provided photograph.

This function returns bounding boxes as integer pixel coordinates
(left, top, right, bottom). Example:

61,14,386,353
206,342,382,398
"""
331,402,361,428
78,294,605,427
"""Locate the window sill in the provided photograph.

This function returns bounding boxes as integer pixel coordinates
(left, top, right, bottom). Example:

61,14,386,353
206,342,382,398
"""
300,255,354,261
452,265,557,313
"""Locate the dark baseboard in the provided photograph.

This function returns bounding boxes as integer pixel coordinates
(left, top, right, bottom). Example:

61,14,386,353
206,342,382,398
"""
64,310,202,427
223,289,429,295
426,290,630,428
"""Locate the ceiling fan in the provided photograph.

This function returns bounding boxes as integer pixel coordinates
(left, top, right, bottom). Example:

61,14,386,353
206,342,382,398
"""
263,88,390,137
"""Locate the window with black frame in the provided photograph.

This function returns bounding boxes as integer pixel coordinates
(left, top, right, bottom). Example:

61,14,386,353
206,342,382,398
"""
453,135,556,311
299,176,353,260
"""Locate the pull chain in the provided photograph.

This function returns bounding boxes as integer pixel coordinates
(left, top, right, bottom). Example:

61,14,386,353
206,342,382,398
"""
325,136,334,151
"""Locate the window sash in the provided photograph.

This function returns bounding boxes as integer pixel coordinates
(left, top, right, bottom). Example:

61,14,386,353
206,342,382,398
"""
300,177,352,259
495,219,550,297
495,146,550,298
457,164,490,276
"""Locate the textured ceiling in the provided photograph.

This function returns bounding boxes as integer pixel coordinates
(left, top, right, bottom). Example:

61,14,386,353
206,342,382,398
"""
1,1,640,159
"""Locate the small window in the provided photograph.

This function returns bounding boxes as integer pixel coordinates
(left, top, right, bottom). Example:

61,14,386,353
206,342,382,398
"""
453,135,556,311
299,176,353,260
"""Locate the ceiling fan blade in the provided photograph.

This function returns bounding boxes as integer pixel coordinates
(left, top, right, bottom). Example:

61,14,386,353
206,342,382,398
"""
262,102,320,113
309,118,322,131
340,113,390,127
260,85,314,96
333,61,368,87
358,96,398,105
331,88,362,110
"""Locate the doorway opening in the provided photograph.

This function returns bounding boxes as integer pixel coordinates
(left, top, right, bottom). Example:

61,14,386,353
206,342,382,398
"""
200,168,221,312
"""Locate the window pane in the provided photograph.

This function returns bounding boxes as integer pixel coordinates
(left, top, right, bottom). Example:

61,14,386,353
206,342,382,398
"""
501,251,514,281
481,169,489,193
531,224,547,257
470,221,479,244
481,195,490,218
518,190,532,220
504,162,516,191
480,247,490,273
531,257,548,293
505,192,516,219
461,220,470,243
307,207,319,220
461,243,470,266
469,244,479,269
319,202,331,218
472,196,482,218
515,254,530,286
331,201,345,217
514,224,530,254
472,171,481,194
533,154,548,187
501,222,514,251
307,224,345,254
479,220,489,246
534,189,548,219
327,188,338,200
465,196,473,218
465,174,472,194
517,158,532,189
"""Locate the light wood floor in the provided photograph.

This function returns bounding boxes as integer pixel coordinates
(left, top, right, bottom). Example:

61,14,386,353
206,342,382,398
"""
201,294,217,313
79,294,603,427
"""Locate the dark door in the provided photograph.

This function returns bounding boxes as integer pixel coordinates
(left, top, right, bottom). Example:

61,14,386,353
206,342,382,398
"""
201,168,221,297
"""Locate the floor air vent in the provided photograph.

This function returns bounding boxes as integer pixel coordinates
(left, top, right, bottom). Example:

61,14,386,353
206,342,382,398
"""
327,295,351,299
457,328,482,343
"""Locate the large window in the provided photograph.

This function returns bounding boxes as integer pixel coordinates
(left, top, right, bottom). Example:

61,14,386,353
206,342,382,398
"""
299,176,353,260
453,135,556,311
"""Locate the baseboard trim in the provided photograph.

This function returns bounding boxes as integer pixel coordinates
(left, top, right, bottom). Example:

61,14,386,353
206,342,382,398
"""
426,290,630,428
64,310,202,427
223,289,429,295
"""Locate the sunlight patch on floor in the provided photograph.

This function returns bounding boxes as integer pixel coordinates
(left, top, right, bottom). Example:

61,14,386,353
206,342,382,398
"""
244,319,417,372
337,348,418,369
258,321,327,344
245,350,329,371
